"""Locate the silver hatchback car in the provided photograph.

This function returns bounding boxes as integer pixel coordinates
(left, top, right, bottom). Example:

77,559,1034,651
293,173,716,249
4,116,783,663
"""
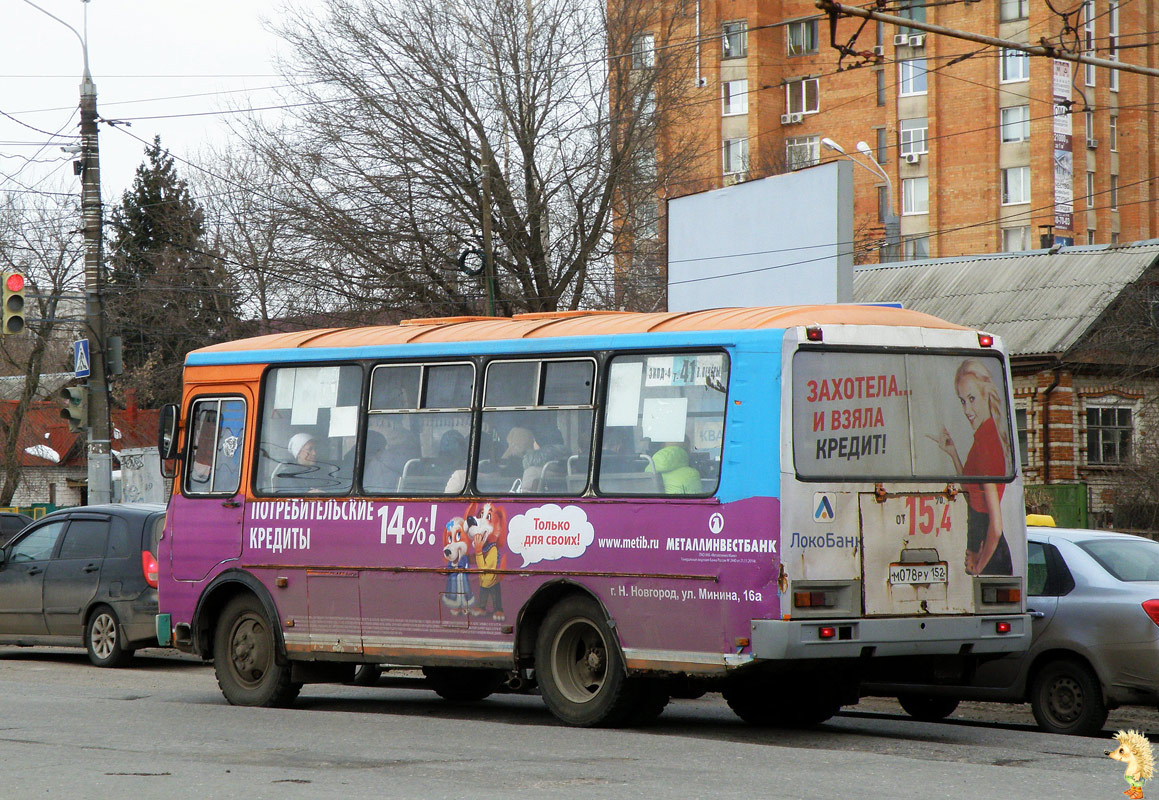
867,525,1159,736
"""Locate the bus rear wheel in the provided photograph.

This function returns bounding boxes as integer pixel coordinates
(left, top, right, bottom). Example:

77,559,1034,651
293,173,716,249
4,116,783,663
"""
214,594,301,708
535,596,635,727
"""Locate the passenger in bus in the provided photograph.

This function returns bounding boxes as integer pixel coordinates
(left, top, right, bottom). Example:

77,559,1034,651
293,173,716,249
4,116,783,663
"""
364,426,422,493
502,424,568,492
439,429,469,494
929,358,1013,576
645,445,702,494
273,433,333,493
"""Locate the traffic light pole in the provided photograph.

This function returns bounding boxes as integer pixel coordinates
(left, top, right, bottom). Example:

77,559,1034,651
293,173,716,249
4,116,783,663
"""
80,49,112,504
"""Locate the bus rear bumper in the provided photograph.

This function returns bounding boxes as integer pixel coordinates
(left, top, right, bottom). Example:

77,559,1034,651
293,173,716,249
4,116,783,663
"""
751,614,1030,661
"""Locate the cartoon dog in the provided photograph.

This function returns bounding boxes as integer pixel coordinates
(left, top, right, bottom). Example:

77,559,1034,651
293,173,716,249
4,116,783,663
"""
1108,729,1155,799
440,517,475,614
466,502,507,621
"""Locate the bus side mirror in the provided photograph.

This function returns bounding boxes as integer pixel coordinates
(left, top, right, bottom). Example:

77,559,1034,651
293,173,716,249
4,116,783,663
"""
158,403,179,479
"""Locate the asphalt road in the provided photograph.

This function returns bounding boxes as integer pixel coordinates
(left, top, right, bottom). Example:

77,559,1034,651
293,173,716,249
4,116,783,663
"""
0,646,1153,799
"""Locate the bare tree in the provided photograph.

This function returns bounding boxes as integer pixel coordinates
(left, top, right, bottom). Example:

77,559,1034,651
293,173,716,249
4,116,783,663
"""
225,0,699,318
0,189,84,505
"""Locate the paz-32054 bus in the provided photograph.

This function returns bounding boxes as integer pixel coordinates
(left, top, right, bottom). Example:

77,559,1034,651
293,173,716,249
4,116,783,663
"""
155,306,1029,727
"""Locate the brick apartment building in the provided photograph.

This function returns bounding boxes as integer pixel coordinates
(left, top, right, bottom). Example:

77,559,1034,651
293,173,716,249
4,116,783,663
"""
634,0,1159,265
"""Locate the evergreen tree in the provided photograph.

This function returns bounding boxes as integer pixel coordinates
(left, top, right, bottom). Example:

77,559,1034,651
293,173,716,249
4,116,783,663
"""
107,136,236,406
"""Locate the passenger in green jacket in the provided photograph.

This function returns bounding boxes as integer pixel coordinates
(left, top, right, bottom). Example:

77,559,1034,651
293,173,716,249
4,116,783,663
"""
646,445,702,494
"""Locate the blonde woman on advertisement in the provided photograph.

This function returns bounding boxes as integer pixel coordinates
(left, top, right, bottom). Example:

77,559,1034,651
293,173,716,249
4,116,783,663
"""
930,358,1013,576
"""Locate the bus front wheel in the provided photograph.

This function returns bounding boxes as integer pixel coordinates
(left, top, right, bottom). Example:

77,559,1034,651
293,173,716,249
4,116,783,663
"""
213,594,301,708
535,596,635,727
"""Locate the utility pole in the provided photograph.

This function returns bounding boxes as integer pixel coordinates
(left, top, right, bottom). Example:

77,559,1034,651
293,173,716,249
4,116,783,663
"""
78,10,112,504
22,0,111,504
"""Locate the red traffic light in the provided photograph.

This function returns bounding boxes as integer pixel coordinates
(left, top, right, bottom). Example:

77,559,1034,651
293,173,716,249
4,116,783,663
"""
5,273,23,293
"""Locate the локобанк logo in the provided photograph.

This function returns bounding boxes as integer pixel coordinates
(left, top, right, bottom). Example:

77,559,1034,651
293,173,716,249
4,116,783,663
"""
813,492,836,523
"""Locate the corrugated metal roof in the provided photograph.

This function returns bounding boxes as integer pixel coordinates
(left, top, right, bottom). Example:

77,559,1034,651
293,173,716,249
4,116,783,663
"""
853,242,1159,357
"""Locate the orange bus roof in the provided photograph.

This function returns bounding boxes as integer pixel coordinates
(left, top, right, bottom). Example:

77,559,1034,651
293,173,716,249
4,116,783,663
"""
195,305,967,354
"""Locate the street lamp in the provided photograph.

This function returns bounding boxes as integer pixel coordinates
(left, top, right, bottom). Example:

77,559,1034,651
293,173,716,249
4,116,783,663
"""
23,0,112,504
821,137,901,263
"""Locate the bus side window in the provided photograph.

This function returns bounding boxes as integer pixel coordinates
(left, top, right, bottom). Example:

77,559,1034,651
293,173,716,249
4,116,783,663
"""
185,397,247,496
597,352,729,496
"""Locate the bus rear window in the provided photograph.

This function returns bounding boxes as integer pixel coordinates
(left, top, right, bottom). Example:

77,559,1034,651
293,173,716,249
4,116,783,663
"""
792,350,1015,482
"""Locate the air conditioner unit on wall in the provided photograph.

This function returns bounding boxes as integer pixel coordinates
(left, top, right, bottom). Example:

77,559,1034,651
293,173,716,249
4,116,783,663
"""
1087,137,1099,149
905,152,921,164
872,45,885,57
893,33,909,46
789,112,804,124
780,113,792,124
908,34,925,47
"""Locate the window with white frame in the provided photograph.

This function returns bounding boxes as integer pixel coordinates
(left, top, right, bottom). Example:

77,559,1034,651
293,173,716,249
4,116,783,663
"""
897,0,926,33
876,127,888,164
722,80,748,116
1001,105,1030,142
785,136,820,171
1084,1,1096,86
902,176,929,214
1109,1,1120,91
903,235,929,259
1087,170,1095,206
1110,115,1118,150
1110,174,1119,209
787,19,818,55
899,117,928,155
632,33,655,69
1002,166,1031,204
1088,228,1097,244
722,138,749,174
632,199,659,240
722,20,747,59
1000,0,1028,21
1001,48,1029,82
1002,225,1032,251
1085,109,1095,143
1087,405,1132,464
876,70,885,106
785,77,819,114
899,59,928,96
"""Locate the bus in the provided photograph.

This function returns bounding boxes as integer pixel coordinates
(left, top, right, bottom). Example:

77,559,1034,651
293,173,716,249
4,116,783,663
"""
155,305,1030,727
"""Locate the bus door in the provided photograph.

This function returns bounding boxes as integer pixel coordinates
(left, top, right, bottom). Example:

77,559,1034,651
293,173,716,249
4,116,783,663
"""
170,396,248,581
859,491,973,615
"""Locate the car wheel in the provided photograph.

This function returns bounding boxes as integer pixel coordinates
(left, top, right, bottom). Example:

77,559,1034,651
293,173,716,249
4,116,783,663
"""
534,595,635,727
86,605,132,668
897,694,960,721
213,594,301,708
1030,659,1107,736
422,667,505,702
349,664,384,686
723,675,841,727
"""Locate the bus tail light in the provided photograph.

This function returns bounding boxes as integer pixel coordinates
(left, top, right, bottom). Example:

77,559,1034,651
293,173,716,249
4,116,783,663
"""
977,332,994,347
818,626,837,639
794,590,836,609
995,621,1012,634
981,586,1021,604
1142,599,1159,627
142,551,159,589
805,326,823,342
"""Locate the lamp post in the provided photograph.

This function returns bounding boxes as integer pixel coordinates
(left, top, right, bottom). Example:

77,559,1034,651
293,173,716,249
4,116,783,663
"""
821,137,901,263
23,0,112,504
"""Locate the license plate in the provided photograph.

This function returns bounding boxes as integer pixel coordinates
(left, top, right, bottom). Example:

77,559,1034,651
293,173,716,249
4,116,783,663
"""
888,562,948,584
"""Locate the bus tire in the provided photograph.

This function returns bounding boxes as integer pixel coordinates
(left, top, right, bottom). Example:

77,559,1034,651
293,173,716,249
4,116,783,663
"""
534,596,634,727
422,666,504,702
1030,658,1107,736
897,693,960,721
724,676,840,727
86,605,132,668
213,594,301,708
626,679,670,726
